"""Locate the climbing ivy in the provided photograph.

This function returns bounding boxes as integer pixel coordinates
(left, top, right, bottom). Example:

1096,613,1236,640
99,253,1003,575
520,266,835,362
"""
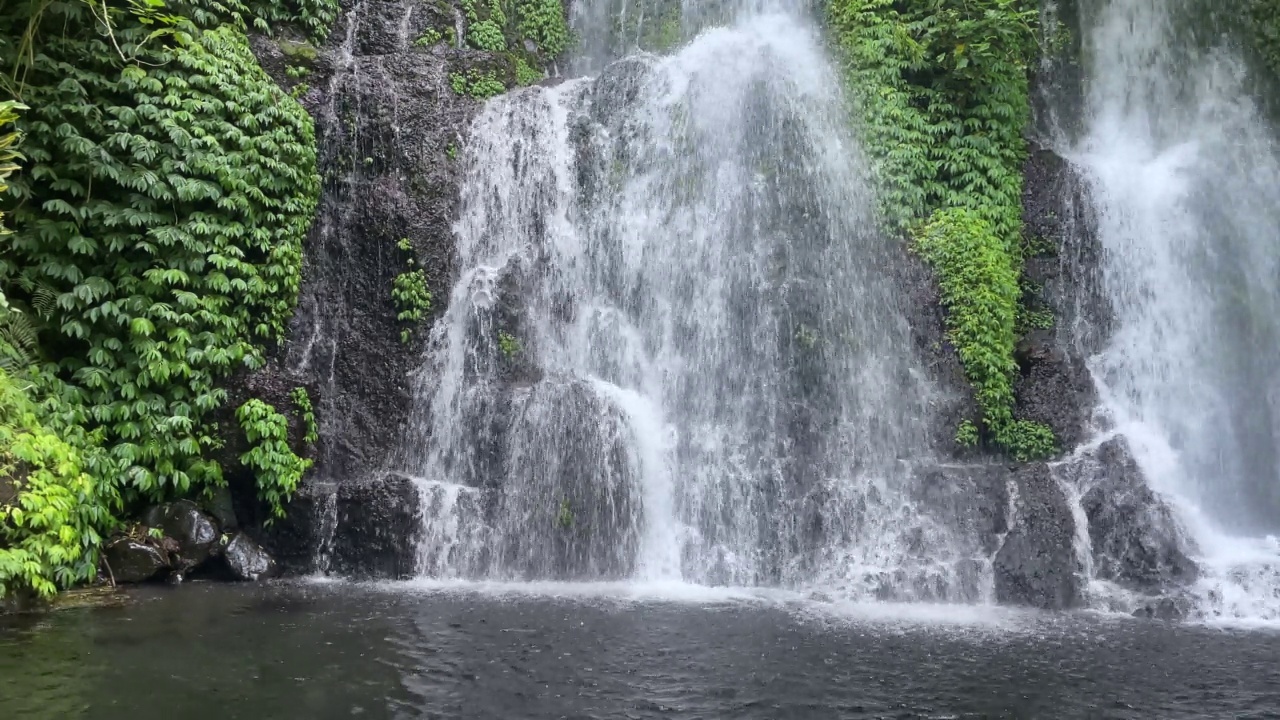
179,0,340,42
235,399,310,520
290,386,318,444
392,238,432,344
829,0,1056,459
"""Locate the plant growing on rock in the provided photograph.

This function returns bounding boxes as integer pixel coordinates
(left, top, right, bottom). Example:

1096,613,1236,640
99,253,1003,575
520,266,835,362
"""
392,239,432,344
498,331,522,359
830,0,1057,460
0,0,334,599
556,497,573,529
236,399,311,521
290,387,319,445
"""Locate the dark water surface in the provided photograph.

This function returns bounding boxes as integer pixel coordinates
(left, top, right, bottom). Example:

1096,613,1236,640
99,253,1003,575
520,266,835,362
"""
1,581,1278,719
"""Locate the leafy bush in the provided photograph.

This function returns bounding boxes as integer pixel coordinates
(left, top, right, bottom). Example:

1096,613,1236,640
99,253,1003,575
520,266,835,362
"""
469,19,507,52
0,368,116,599
516,0,569,57
1,8,320,501
236,399,310,521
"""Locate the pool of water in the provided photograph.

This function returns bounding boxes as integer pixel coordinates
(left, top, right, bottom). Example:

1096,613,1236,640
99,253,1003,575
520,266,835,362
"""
1,580,1278,719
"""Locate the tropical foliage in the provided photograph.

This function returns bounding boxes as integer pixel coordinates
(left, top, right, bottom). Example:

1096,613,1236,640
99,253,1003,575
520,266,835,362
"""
829,0,1056,458
0,0,330,598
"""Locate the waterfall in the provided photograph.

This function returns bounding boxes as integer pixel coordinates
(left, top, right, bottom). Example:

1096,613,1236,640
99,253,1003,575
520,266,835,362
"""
398,2,990,599
1060,0,1280,621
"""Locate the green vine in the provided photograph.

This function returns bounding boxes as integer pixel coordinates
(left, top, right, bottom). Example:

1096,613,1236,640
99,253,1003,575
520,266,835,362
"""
392,238,432,344
290,386,318,445
235,399,310,521
829,0,1056,460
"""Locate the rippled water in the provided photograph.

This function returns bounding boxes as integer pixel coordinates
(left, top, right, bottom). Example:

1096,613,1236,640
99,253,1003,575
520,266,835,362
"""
2,582,1278,719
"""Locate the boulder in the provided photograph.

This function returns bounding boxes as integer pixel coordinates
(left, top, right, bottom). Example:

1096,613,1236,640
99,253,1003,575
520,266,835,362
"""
103,538,171,584
994,463,1084,609
1062,438,1199,591
142,500,220,571
223,532,280,581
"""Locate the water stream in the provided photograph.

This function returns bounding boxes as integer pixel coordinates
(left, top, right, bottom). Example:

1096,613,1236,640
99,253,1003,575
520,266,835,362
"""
1059,0,1280,621
398,2,992,598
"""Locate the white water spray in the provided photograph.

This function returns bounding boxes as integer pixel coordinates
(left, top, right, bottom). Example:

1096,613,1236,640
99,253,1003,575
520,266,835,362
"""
399,5,991,599
1064,0,1280,622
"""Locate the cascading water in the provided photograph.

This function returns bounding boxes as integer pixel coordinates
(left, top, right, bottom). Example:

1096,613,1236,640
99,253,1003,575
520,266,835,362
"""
399,1,993,599
1061,0,1280,621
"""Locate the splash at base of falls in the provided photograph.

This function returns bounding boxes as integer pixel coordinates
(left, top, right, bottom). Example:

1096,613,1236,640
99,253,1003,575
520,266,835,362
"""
395,11,993,601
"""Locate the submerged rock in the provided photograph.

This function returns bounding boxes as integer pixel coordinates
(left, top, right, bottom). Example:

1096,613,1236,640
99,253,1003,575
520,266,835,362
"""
103,538,171,584
142,500,221,570
1132,595,1191,622
994,463,1084,609
224,533,279,581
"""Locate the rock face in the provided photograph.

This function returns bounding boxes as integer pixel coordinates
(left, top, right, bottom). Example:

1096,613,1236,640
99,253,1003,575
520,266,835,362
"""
994,463,1084,609
223,533,280,581
1016,144,1109,452
1063,438,1199,591
142,501,221,571
328,473,424,579
103,539,171,584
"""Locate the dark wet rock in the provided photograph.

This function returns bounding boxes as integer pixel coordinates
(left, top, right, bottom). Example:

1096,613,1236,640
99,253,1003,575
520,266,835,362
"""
142,500,220,571
103,538,171,584
1132,595,1191,622
329,473,424,579
257,482,333,576
994,463,1083,609
1015,144,1109,452
224,533,280,581
204,485,239,531
911,463,1010,556
1061,438,1199,591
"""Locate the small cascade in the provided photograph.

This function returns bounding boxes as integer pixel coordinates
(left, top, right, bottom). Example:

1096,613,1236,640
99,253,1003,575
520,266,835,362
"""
1055,0,1280,622
398,3,993,599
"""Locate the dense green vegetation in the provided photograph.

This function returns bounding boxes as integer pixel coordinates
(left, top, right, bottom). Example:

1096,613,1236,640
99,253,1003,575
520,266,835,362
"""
829,0,1056,459
0,0,330,599
431,0,568,90
1249,0,1280,76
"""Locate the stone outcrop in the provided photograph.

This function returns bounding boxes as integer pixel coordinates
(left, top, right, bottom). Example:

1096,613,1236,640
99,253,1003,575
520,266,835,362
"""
1063,438,1199,591
329,473,424,579
994,463,1084,609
